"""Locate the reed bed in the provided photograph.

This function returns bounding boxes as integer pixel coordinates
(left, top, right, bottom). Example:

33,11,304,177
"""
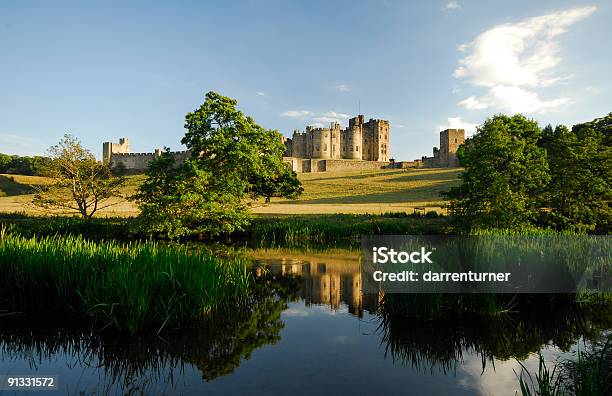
246,213,447,246
0,229,252,333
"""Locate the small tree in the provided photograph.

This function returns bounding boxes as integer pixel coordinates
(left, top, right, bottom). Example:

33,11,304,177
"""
32,134,126,219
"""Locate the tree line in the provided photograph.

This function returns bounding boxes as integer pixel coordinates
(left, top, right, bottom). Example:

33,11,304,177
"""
446,113,611,234
0,154,52,176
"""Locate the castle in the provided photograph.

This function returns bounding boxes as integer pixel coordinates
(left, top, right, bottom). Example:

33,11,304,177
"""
101,121,463,172
282,115,392,173
284,115,389,161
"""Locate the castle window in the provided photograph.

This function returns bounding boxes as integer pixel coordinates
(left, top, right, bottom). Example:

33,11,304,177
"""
356,146,359,152
324,144,327,151
454,138,457,143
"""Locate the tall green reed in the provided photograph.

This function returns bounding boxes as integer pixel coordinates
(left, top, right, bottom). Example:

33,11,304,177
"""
0,229,252,333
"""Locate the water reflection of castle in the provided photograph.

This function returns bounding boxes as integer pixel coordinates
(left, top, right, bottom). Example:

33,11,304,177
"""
252,252,380,318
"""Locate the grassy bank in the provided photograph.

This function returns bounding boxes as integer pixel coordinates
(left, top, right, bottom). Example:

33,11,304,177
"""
242,212,448,246
0,229,251,333
0,211,449,245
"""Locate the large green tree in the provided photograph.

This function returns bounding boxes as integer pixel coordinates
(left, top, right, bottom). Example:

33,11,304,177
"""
134,92,302,238
540,114,611,232
445,114,550,231
182,91,301,202
132,149,248,239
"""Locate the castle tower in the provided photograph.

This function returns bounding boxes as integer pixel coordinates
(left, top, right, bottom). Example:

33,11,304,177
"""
330,122,341,159
439,129,465,167
102,138,130,163
343,115,364,159
362,119,390,161
310,127,331,159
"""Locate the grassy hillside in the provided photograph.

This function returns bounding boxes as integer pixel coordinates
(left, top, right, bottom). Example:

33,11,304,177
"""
255,168,461,214
0,168,461,216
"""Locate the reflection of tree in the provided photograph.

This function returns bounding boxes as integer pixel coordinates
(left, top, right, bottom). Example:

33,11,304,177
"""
0,276,300,392
377,294,612,374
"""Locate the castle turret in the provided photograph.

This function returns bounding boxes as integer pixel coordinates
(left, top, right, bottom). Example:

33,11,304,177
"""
102,138,130,163
343,115,363,159
439,129,465,167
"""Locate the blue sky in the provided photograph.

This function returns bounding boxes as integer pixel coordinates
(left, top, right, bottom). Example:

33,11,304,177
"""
1,0,610,160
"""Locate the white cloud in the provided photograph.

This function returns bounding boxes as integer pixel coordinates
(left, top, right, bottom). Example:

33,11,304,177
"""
256,91,266,96
281,110,312,118
312,111,351,125
437,117,479,135
335,84,351,92
394,124,406,128
445,1,461,10
454,6,595,114
458,86,571,113
458,96,488,110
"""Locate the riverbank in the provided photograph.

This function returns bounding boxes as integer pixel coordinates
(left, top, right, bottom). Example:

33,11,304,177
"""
0,211,449,245
0,230,252,333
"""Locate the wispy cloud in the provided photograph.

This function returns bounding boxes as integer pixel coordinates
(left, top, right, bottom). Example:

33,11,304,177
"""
312,111,350,125
437,117,478,135
256,91,266,96
454,6,596,114
281,110,312,118
0,133,45,156
282,110,351,128
335,83,351,92
445,1,461,11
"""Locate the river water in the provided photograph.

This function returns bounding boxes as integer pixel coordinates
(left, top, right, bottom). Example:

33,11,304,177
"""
0,248,608,395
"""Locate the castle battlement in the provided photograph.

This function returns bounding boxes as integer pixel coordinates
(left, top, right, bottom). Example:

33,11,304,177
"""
102,138,190,171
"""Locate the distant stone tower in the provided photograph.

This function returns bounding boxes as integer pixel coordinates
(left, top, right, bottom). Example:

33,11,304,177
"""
423,129,465,167
102,138,130,163
439,129,465,167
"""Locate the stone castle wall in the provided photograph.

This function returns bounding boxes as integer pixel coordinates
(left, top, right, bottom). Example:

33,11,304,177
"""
102,127,463,174
102,138,190,172
283,157,391,173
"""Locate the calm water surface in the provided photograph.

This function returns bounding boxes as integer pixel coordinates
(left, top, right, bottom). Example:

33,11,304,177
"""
0,248,608,395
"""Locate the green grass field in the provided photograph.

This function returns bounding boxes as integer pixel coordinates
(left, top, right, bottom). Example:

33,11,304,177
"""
0,168,462,216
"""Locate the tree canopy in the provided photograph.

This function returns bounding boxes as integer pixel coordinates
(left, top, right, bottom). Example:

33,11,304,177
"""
445,114,550,231
446,113,611,234
134,92,302,238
